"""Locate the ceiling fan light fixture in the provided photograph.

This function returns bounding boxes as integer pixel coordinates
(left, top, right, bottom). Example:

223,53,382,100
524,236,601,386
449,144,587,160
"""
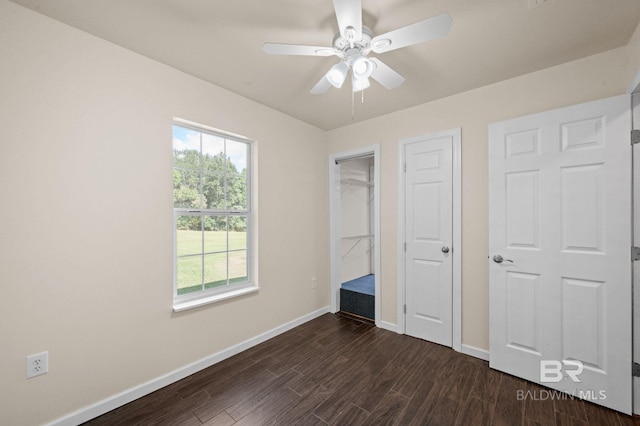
326,62,349,88
351,55,373,80
352,74,370,92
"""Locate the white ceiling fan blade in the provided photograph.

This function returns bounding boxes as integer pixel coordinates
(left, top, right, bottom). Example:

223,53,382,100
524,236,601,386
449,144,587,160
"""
333,0,362,41
371,12,452,54
310,75,332,95
262,43,336,57
369,58,405,90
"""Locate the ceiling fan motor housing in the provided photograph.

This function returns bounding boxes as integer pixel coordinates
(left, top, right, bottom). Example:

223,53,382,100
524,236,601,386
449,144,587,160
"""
333,25,373,57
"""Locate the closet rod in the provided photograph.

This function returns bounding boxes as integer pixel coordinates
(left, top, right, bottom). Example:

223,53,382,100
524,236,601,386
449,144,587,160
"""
335,153,374,164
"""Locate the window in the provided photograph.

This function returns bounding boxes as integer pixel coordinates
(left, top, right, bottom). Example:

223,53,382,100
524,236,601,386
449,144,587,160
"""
172,121,255,310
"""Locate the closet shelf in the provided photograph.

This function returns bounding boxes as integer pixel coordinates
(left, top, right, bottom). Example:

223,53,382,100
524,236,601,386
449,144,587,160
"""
341,235,375,259
341,178,373,187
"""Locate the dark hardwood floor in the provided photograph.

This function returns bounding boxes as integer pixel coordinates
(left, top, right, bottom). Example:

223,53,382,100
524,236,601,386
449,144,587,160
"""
85,313,640,425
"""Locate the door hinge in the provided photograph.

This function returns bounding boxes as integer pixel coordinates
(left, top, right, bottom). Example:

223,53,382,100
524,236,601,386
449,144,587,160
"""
404,242,407,252
403,162,407,173
403,304,406,314
632,130,640,145
633,362,640,377
632,246,640,261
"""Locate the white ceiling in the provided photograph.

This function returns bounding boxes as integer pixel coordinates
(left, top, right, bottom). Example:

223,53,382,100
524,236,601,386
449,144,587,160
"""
11,0,640,130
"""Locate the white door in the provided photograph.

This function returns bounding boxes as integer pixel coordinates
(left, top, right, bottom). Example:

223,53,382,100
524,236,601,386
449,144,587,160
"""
404,135,453,346
633,91,640,415
489,95,632,414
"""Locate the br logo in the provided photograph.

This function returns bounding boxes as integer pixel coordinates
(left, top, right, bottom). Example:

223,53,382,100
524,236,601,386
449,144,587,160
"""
540,360,584,383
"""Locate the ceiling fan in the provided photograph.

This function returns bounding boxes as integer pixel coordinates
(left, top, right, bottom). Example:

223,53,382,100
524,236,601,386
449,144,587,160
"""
262,0,452,94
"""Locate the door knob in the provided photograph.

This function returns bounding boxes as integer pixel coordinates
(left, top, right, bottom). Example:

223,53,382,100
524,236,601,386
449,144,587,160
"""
493,254,513,263
442,246,450,253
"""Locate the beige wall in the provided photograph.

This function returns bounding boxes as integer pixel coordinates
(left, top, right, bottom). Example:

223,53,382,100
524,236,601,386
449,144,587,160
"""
327,46,634,351
629,20,640,91
0,1,329,424
2,0,639,423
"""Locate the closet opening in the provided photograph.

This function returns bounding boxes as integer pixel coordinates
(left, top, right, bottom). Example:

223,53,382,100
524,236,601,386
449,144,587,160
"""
329,146,380,325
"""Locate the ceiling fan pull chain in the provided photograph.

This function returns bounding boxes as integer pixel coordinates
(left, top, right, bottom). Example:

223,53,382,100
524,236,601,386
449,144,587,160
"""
351,89,355,120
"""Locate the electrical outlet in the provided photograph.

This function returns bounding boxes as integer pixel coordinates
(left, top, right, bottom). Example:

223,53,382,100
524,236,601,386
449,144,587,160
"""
311,277,317,289
26,351,48,379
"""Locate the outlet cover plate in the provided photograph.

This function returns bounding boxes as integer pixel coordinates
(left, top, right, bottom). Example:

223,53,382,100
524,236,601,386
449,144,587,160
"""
27,351,48,379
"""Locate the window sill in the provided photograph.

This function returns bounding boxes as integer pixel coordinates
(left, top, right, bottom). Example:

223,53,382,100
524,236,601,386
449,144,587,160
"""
173,285,259,312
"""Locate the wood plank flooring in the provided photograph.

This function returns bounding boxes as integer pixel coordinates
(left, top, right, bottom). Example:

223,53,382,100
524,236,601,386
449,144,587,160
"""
84,313,640,425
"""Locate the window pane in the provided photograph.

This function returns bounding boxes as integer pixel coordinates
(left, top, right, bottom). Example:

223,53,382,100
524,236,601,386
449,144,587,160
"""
227,175,247,210
172,149,200,171
176,216,202,256
202,172,225,209
202,135,227,203
226,140,248,175
204,216,226,253
176,255,203,295
173,169,201,208
228,216,247,251
202,134,226,182
176,214,201,232
202,133,225,160
229,250,247,284
173,126,201,171
204,253,227,289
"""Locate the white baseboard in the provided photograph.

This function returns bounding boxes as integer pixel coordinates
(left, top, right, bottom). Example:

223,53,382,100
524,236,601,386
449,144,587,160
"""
461,344,490,361
375,322,489,362
377,320,399,333
47,306,331,426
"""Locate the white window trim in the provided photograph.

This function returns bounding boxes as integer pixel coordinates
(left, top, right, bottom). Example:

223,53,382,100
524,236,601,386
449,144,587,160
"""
173,284,259,312
171,119,258,312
